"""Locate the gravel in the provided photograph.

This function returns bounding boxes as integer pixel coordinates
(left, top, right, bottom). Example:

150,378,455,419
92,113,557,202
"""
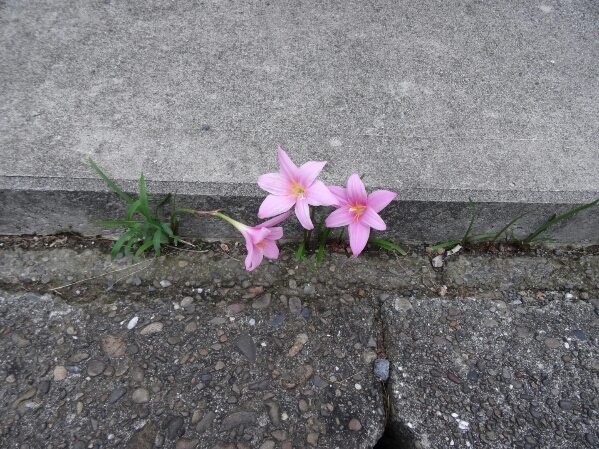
0,240,598,448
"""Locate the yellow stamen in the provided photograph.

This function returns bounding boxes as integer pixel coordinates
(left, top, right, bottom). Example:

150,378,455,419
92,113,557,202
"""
289,182,306,200
349,204,367,221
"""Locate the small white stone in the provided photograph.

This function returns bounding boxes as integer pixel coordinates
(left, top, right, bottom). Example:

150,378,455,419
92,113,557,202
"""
249,319,255,326
159,280,171,288
432,255,444,268
281,412,289,421
564,342,570,349
354,384,362,390
127,317,139,329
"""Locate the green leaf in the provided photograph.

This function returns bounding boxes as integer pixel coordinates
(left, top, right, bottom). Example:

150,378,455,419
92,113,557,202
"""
524,198,599,244
295,241,305,261
88,158,134,204
154,193,172,217
161,222,174,238
369,238,407,255
126,199,142,221
492,212,529,240
153,228,163,256
316,227,332,264
94,220,144,227
138,173,152,220
461,197,476,244
111,229,136,261
301,256,317,273
124,234,139,256
431,240,461,250
134,239,155,257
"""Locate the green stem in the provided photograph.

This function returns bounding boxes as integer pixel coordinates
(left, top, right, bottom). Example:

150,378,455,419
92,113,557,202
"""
173,208,220,216
337,227,345,243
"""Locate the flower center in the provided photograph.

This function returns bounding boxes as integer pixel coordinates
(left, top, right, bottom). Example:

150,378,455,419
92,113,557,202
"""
349,203,367,220
256,241,265,252
290,182,306,200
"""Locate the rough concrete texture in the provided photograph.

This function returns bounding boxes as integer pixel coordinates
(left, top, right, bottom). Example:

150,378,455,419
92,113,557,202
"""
1,236,599,447
383,296,599,448
2,0,599,241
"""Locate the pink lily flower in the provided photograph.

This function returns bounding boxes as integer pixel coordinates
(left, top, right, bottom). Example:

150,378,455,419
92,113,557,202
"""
258,145,338,230
214,211,290,271
325,174,397,257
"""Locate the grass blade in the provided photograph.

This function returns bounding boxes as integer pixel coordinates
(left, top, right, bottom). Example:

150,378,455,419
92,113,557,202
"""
431,240,461,250
138,173,152,220
126,200,142,221
154,193,171,217
161,222,174,238
134,239,155,257
461,197,476,244
88,158,134,204
295,241,305,261
492,212,529,240
369,238,407,255
524,198,599,244
94,220,143,227
111,229,136,260
316,227,332,264
301,256,317,273
124,233,140,256
152,228,163,256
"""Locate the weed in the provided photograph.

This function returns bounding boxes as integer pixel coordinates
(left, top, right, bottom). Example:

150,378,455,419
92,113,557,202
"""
89,158,180,260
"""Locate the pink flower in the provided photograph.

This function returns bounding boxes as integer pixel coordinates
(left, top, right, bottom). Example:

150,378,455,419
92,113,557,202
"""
325,174,397,257
258,145,338,230
215,211,290,271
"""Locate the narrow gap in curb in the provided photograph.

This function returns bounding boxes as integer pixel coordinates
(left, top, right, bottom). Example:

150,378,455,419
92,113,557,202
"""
373,419,416,449
371,295,417,449
372,378,416,449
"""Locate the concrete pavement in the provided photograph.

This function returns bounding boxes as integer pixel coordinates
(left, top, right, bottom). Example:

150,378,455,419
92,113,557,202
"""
2,0,599,242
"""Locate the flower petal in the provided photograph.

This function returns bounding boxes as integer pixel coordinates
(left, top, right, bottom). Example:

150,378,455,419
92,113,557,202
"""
278,145,298,181
256,211,291,229
306,180,338,206
245,244,264,271
360,207,386,231
325,207,354,228
295,198,313,229
367,190,397,213
244,241,255,270
348,221,370,257
346,174,368,205
258,173,290,195
327,185,348,206
266,226,283,241
262,240,279,259
258,194,296,219
243,226,271,245
296,160,327,187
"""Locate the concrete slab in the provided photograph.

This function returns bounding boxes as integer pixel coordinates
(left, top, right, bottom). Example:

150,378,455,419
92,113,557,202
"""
2,0,599,241
382,296,599,448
